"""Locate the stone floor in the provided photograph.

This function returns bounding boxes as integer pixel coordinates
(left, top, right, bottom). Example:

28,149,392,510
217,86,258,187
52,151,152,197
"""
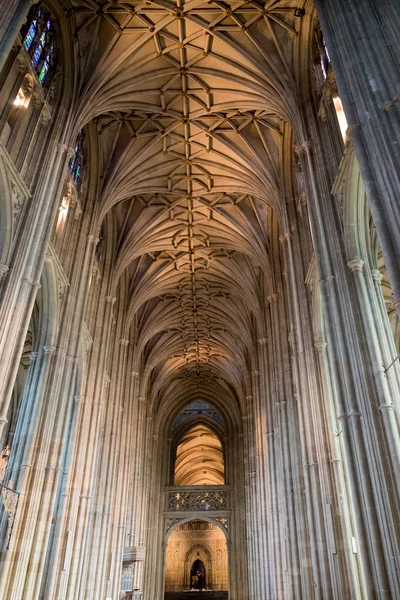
164,593,228,600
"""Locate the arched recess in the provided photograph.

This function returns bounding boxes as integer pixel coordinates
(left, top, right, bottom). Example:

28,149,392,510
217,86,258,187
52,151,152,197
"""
164,518,229,593
143,379,245,600
169,409,226,486
0,256,59,457
0,161,15,270
185,544,212,589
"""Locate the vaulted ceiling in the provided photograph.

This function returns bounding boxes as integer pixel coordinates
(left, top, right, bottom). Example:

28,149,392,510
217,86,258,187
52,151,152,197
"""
70,0,308,412
174,423,224,485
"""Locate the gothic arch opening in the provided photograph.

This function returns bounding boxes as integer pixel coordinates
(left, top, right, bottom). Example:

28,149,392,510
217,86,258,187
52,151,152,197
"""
174,423,224,486
171,403,226,487
164,519,228,595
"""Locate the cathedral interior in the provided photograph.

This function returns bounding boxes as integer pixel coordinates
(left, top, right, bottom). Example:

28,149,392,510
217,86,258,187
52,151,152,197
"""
0,1,399,599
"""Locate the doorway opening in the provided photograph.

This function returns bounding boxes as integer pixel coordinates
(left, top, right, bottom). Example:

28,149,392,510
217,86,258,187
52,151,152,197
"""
191,559,206,590
164,519,228,593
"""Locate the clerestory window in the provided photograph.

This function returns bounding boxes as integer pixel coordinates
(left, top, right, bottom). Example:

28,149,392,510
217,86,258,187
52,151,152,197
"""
69,130,85,187
21,5,56,86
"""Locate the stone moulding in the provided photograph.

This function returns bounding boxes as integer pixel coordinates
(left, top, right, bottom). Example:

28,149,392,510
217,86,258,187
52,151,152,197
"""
165,485,230,512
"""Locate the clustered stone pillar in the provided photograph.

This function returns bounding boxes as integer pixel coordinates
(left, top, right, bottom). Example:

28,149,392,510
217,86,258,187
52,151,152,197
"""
0,2,398,600
314,0,400,318
294,129,400,597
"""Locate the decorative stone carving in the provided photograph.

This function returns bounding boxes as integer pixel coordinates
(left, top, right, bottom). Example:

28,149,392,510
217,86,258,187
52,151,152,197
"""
45,243,70,312
166,487,228,512
0,445,10,485
0,447,19,548
0,264,9,282
10,182,24,225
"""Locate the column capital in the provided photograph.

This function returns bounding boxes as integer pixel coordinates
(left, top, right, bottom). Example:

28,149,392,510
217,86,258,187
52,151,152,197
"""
314,340,327,352
392,298,400,310
371,269,383,284
105,295,117,304
131,371,139,377
119,338,129,346
279,232,292,244
267,293,278,303
22,277,41,290
276,399,287,407
58,143,74,156
338,410,361,421
258,337,267,345
347,258,364,272
346,124,361,137
43,345,57,355
294,143,304,155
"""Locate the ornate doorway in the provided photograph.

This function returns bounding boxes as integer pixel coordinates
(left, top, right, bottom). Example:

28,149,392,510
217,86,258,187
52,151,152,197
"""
190,559,206,590
164,519,228,592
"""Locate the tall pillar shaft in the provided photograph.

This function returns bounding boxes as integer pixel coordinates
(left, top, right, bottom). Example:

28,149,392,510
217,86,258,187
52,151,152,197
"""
314,0,400,317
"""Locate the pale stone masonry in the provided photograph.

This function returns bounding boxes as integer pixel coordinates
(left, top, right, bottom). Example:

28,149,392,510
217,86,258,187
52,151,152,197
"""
0,1,399,599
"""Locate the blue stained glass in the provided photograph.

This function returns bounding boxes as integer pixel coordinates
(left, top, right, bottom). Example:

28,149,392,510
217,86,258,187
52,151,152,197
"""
38,56,49,84
23,20,37,51
32,31,45,66
46,20,51,30
69,145,79,173
74,165,81,186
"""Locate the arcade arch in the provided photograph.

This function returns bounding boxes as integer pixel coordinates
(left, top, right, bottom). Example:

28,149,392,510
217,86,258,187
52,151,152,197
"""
164,519,228,593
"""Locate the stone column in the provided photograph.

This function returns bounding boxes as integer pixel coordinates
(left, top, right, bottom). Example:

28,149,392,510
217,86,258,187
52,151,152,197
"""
347,259,400,499
0,343,58,599
0,0,33,72
110,366,137,600
314,0,400,318
266,292,302,598
0,141,71,442
241,409,259,599
296,139,400,598
249,368,269,600
279,229,333,599
66,294,116,599
96,336,130,599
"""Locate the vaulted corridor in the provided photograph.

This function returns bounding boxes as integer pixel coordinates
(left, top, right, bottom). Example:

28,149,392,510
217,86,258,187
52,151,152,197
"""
0,1,399,599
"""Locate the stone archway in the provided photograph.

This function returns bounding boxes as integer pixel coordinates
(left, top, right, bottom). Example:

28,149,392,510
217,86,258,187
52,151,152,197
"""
185,544,212,589
164,519,228,593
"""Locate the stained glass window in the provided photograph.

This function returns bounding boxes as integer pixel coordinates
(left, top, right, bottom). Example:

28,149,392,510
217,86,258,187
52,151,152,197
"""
38,53,50,84
21,5,56,87
69,144,79,173
32,30,46,66
69,131,85,187
73,165,81,186
320,41,330,79
23,20,37,51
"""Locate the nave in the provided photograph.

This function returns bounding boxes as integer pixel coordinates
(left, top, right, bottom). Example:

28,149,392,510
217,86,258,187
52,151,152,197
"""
0,1,399,599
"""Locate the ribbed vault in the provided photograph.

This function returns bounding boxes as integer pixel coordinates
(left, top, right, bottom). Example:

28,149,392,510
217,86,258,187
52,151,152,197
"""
70,0,305,412
174,423,224,485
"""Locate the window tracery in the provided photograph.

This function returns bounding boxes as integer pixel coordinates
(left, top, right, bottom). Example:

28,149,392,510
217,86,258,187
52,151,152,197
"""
315,26,348,142
69,131,85,187
21,5,56,86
